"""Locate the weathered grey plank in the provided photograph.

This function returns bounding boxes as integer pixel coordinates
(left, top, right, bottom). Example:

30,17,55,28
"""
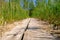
1,18,31,40
23,18,55,40
1,18,55,40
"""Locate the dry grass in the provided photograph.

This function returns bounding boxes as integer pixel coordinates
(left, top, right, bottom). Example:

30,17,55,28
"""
0,20,22,37
0,24,15,37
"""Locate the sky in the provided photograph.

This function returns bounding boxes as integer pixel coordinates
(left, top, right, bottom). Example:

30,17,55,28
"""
4,0,49,8
33,0,36,6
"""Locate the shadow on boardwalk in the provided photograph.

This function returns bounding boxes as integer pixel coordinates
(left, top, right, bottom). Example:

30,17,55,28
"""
55,37,60,40
1,18,60,40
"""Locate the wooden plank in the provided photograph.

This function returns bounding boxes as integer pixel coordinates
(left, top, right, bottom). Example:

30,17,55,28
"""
1,18,31,40
23,18,55,40
1,18,56,40
51,30,60,34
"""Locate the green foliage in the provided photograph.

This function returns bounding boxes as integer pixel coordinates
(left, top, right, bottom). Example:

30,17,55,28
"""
0,0,60,26
0,1,29,25
31,0,60,26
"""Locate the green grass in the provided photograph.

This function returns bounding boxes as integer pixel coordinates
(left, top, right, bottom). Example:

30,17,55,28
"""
0,2,29,25
0,1,60,26
31,3,60,26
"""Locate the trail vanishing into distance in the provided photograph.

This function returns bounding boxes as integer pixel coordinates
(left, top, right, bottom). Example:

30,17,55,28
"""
0,18,57,40
0,0,60,40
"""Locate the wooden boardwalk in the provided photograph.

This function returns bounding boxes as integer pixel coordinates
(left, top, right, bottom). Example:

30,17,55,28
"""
1,18,55,40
